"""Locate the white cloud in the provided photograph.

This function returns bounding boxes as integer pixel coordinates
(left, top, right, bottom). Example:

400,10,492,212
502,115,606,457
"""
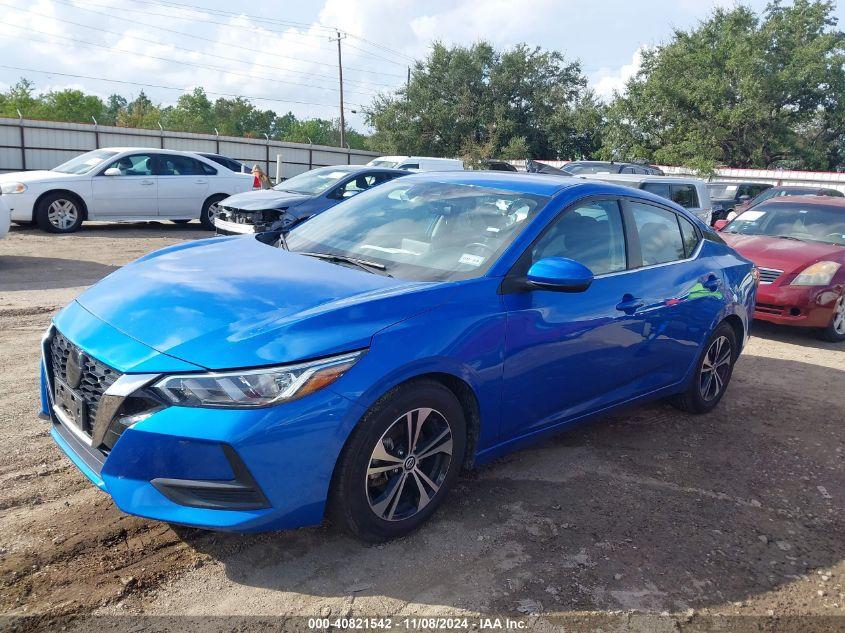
590,44,648,101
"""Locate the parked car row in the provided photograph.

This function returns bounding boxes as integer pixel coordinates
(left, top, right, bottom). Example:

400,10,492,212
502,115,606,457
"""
40,169,756,541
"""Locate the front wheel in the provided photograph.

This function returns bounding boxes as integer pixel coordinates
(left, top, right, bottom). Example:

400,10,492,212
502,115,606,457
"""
35,193,84,233
818,293,845,342
671,322,738,414
329,380,466,542
200,195,226,230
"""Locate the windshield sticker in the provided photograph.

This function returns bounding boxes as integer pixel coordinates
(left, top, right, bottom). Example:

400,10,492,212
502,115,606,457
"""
458,253,485,267
740,210,766,221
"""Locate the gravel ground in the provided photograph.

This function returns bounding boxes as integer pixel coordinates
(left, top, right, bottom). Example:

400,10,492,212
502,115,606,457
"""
0,223,843,632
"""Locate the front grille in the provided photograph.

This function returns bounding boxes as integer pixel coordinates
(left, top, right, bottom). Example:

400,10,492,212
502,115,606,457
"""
49,330,121,436
758,267,783,284
756,302,785,315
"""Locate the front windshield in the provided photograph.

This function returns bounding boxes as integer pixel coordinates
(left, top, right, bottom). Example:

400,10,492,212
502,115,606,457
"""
286,180,549,281
724,203,845,245
273,166,352,195
368,159,400,168
564,163,614,175
52,149,118,175
708,184,738,199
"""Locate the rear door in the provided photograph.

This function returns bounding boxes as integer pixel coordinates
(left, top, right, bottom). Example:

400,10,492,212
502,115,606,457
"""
90,153,158,217
617,198,721,387
155,154,210,217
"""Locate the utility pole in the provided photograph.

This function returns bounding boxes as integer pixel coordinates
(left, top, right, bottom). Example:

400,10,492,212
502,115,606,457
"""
331,30,347,149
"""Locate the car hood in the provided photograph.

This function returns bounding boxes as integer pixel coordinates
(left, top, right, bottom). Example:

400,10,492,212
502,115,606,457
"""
221,189,312,211
0,170,80,185
721,233,845,273
74,236,449,369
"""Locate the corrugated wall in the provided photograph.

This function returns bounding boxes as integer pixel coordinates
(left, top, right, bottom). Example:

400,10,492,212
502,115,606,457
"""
0,117,379,178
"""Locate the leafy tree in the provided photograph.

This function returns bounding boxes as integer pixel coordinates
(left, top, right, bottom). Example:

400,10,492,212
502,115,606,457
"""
0,79,41,118
602,0,845,172
117,91,163,129
103,94,128,125
364,42,602,161
163,87,214,133
40,89,105,123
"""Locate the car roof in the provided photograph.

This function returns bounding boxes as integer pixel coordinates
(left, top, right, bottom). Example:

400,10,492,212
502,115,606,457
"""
759,195,845,209
399,170,613,196
586,173,705,185
708,180,771,186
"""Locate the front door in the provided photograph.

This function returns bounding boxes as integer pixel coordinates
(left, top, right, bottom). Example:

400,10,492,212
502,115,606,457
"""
91,153,158,217
500,198,646,437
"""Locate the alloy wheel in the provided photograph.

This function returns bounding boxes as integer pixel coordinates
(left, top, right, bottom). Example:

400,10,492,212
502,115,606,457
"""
699,335,732,401
832,295,845,335
47,199,79,230
207,202,221,223
366,407,453,522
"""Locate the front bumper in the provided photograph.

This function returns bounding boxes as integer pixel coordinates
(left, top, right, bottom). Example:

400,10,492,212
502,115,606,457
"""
214,218,257,235
754,282,842,328
41,313,364,532
6,190,37,222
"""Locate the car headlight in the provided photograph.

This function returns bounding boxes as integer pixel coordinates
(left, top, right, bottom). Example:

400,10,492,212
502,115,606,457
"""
0,182,27,194
152,350,365,408
790,261,840,286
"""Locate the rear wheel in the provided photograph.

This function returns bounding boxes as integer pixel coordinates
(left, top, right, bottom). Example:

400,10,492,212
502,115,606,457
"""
329,380,466,542
35,193,84,233
672,322,737,414
200,195,226,230
818,293,845,342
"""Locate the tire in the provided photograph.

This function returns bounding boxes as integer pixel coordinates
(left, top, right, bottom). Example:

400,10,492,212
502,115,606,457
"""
818,293,845,342
328,379,467,542
200,195,227,230
35,192,84,233
671,321,738,414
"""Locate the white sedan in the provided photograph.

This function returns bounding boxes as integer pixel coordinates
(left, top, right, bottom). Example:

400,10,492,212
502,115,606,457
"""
0,148,254,233
0,194,10,240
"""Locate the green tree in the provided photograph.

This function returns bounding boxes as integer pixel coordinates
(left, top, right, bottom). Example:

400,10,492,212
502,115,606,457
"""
40,89,105,123
164,87,214,133
365,42,600,161
117,91,162,129
0,79,41,118
103,94,128,125
602,0,845,172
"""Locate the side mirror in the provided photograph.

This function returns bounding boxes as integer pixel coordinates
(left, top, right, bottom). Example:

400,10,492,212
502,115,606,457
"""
526,257,594,292
713,219,729,231
103,167,122,177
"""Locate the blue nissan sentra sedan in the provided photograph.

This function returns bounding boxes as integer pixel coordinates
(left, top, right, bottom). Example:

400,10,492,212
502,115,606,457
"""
40,172,757,541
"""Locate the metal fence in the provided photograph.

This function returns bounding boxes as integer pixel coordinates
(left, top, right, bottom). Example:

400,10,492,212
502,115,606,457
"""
0,117,379,178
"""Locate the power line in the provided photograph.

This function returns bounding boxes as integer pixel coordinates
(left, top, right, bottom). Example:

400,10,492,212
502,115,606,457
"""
135,0,417,66
0,63,367,109
56,0,409,81
0,23,379,102
0,3,394,98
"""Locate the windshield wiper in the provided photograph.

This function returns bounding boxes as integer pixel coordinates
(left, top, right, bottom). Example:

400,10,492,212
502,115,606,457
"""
298,252,392,277
775,235,805,242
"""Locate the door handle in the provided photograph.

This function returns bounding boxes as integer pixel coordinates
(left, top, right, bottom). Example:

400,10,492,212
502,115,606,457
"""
140,179,154,186
616,294,644,314
702,274,721,291
195,179,208,184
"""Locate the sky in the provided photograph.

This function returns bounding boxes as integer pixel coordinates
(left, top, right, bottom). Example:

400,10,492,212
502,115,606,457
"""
1,0,843,132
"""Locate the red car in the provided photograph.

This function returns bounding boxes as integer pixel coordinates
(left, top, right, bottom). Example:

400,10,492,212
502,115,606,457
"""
715,196,845,342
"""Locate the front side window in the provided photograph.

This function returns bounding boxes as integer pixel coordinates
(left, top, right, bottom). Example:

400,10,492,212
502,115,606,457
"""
333,174,379,198
629,201,686,266
274,166,353,195
286,180,549,281
53,149,118,175
530,200,627,275
104,154,155,176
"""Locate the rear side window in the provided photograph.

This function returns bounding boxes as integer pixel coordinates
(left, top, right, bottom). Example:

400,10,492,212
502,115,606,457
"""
670,184,699,208
629,202,686,266
399,163,419,170
200,162,218,176
158,155,205,176
677,214,701,257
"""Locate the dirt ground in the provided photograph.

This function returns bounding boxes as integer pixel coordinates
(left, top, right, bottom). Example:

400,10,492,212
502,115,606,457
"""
0,223,843,632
